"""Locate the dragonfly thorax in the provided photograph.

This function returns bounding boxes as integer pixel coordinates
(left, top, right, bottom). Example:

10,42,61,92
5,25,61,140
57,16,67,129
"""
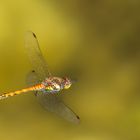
41,77,72,93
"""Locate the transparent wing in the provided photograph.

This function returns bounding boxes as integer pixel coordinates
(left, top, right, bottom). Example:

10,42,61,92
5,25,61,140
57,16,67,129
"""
37,93,80,123
26,70,40,86
27,71,80,123
25,31,51,81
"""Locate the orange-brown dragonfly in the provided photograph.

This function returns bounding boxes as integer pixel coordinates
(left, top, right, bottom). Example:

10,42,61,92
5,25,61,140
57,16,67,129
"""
0,31,80,123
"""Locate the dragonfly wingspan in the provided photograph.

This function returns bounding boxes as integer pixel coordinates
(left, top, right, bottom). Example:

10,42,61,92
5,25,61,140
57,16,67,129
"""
27,71,80,123
25,31,80,123
25,31,51,80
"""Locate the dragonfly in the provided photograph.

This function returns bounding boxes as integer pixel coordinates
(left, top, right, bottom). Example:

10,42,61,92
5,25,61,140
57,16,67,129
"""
0,31,80,123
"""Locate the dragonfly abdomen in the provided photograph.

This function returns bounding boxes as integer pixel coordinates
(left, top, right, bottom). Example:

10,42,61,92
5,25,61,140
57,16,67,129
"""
0,84,44,100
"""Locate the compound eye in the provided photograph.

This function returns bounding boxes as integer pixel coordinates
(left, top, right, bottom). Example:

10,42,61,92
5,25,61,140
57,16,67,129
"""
63,77,70,83
64,83,71,89
64,81,71,89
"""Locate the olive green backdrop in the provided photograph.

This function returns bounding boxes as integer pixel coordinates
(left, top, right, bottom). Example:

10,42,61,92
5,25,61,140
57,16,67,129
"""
0,0,140,140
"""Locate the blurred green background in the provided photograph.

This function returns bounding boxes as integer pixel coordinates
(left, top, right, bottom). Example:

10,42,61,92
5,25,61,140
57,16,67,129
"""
0,0,140,140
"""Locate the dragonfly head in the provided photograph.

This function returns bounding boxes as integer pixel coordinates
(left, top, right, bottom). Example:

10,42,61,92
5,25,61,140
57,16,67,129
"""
62,77,72,89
